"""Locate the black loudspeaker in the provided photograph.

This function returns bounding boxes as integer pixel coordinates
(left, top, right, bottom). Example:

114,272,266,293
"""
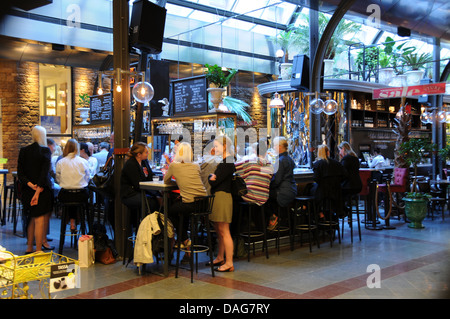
149,59,169,118
290,55,310,91
397,26,411,37
130,0,167,54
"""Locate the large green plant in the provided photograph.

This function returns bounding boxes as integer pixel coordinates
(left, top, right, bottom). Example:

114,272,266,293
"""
289,12,361,60
399,138,435,191
400,52,432,71
355,46,379,80
269,12,360,62
204,64,237,88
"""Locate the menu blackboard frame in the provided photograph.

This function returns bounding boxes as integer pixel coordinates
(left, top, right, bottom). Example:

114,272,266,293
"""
89,93,112,124
171,75,208,116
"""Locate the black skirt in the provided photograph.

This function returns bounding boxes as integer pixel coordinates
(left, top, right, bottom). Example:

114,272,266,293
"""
22,187,54,218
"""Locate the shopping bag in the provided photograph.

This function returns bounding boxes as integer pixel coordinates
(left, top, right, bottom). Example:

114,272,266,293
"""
78,235,95,268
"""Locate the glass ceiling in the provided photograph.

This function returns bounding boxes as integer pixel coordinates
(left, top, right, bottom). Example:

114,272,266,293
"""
163,0,450,60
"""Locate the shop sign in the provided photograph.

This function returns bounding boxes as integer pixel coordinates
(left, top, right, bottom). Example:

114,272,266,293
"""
373,82,446,99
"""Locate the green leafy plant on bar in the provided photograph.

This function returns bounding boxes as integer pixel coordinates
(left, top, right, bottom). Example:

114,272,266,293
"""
77,93,90,108
204,64,238,88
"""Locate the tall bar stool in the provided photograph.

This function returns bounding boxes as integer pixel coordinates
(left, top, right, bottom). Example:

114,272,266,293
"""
317,198,341,247
58,201,89,254
293,196,319,252
268,203,293,255
341,193,362,243
175,195,215,283
237,201,269,261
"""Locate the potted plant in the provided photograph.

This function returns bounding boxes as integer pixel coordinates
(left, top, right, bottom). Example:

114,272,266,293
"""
399,138,435,228
268,29,298,80
401,52,432,85
77,93,90,125
279,12,360,77
204,64,237,112
388,39,416,86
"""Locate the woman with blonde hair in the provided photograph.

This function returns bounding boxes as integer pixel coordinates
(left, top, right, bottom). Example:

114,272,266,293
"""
56,139,90,234
164,142,207,250
208,135,235,272
18,126,54,253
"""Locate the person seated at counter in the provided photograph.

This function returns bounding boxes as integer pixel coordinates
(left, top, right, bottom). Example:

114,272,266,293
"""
310,144,347,219
339,142,362,197
235,142,273,206
368,147,385,182
267,136,297,231
339,142,362,215
164,142,207,251
120,142,159,228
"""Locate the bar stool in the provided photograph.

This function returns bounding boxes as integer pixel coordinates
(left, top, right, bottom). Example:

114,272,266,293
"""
175,195,215,283
293,196,319,252
122,206,142,266
58,201,89,254
341,193,362,243
268,203,293,255
237,201,269,261
317,198,341,247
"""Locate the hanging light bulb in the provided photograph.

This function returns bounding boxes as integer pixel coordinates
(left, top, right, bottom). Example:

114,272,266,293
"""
275,49,285,59
116,84,122,93
97,72,103,95
309,98,324,114
269,92,285,108
420,111,430,124
437,110,447,123
132,81,154,104
323,99,338,115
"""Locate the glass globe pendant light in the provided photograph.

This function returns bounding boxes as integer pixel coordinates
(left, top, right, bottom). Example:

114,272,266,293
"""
309,97,324,114
323,99,338,115
132,81,154,104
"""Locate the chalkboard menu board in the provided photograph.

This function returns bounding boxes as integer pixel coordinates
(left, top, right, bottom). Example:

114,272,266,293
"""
90,93,112,124
172,75,208,116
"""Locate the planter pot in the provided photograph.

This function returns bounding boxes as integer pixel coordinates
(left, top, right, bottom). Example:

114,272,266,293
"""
78,107,90,125
405,70,425,86
207,87,226,112
379,68,395,85
390,74,407,87
403,197,428,229
323,59,334,77
280,63,293,80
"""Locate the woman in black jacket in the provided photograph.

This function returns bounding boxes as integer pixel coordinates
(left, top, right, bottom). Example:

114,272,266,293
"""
338,141,362,197
120,142,159,226
311,144,347,218
208,135,235,272
18,126,54,254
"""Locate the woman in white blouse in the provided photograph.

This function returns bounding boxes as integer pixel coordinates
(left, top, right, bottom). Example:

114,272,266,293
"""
56,139,90,232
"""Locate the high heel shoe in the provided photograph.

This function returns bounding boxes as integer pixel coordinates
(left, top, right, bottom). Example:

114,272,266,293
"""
215,265,234,272
42,244,55,251
206,260,225,267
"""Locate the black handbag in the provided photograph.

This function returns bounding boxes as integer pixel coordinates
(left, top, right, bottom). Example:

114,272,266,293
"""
231,173,247,198
90,156,115,197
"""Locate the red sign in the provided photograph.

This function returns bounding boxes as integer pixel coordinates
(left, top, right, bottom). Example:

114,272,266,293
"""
373,82,446,99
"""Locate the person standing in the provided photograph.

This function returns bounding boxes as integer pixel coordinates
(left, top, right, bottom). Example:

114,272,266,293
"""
18,126,54,254
208,135,235,272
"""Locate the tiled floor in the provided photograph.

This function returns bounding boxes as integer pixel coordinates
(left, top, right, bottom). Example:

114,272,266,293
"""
1,207,449,301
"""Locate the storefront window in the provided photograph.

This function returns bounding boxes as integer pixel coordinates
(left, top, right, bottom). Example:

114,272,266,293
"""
39,64,72,136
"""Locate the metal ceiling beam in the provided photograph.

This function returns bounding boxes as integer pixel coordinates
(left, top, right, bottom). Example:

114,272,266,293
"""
310,0,358,92
167,0,288,30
